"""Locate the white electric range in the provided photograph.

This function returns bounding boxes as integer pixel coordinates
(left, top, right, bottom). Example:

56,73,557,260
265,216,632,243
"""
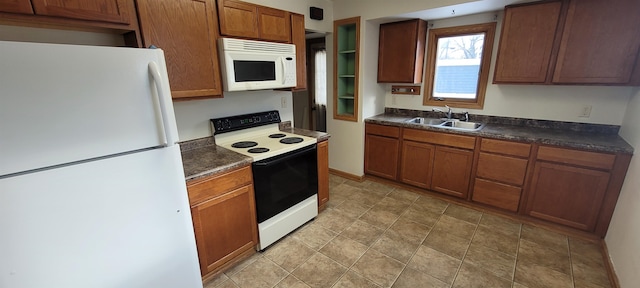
211,111,319,250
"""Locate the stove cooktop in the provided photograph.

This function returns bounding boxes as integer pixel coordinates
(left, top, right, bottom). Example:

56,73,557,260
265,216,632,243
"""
216,126,316,161
211,111,316,161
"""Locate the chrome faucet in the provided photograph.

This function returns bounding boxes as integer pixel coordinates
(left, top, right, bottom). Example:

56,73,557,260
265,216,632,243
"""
433,105,453,119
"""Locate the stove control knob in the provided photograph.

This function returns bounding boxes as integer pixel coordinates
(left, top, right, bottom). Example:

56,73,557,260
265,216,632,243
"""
224,119,232,129
253,116,261,123
215,120,224,131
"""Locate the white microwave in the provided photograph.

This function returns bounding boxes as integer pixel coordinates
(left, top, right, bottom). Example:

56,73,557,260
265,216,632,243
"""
218,37,297,92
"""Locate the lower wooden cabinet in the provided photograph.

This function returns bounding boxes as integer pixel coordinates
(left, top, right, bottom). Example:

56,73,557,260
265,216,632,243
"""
472,138,531,212
526,150,612,231
365,124,400,180
399,128,475,198
431,146,473,198
317,140,329,211
363,122,632,237
400,141,434,189
187,165,257,278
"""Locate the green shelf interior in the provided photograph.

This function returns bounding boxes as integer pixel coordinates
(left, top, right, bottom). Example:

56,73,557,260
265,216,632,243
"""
335,21,358,118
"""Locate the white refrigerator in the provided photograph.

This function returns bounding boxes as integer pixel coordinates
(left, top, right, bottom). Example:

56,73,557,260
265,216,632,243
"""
0,41,203,288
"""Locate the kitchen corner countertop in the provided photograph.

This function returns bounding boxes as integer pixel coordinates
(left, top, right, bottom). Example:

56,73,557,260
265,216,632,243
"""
180,138,252,182
180,127,331,181
366,114,634,154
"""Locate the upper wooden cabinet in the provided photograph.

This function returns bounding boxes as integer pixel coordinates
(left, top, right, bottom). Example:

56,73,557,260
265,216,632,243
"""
217,0,290,42
137,0,223,99
0,0,132,24
553,0,640,84
0,0,33,14
493,1,562,83
0,0,139,42
30,0,131,24
377,19,427,83
291,13,307,90
494,0,640,85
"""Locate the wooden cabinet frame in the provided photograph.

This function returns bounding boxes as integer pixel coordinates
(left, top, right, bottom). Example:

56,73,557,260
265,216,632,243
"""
333,16,360,121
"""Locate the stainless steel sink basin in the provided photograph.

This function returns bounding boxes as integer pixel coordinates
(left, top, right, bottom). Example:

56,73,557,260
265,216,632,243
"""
405,117,485,131
405,117,446,125
441,121,485,130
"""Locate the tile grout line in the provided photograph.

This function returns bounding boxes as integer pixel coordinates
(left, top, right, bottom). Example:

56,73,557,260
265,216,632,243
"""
328,183,398,288
447,208,480,288
567,238,576,288
511,222,523,288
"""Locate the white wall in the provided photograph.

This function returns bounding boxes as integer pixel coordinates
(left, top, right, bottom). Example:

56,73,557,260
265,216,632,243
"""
173,90,293,141
606,88,640,288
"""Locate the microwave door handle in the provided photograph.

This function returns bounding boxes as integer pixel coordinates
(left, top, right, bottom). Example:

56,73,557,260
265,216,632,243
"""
281,57,286,84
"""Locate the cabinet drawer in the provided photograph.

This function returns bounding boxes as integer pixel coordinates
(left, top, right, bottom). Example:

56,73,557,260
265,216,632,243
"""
480,138,531,158
403,129,475,150
472,178,521,212
366,123,400,138
476,152,528,186
187,165,253,206
537,146,615,170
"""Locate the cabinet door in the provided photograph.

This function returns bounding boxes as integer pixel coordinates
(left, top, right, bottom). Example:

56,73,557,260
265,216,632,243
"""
553,0,640,84
317,140,329,210
291,13,307,90
30,0,130,24
191,185,258,275
137,0,223,99
400,140,434,189
377,19,427,83
526,162,610,231
217,0,258,39
0,0,33,14
431,146,473,198
257,6,290,42
493,1,562,83
364,134,399,180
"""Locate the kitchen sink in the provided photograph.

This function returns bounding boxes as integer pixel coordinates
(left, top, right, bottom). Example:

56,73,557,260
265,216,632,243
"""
405,117,485,131
405,117,446,125
441,121,485,130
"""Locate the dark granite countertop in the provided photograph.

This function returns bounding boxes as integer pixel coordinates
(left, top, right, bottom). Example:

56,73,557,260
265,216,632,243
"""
180,124,331,181
180,137,252,182
366,113,633,154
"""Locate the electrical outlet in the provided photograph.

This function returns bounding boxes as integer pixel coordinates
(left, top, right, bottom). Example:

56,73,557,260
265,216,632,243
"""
281,96,287,108
579,105,592,118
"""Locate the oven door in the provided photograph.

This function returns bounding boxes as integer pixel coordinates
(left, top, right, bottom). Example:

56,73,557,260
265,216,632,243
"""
252,144,318,223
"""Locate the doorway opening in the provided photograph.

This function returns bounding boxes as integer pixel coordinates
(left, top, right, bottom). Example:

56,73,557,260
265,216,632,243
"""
292,32,326,132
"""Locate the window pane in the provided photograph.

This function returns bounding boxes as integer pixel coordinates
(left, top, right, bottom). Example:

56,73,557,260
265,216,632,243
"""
433,33,485,99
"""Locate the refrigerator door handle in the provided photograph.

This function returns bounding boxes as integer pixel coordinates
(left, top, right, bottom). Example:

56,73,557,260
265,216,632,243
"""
148,61,171,147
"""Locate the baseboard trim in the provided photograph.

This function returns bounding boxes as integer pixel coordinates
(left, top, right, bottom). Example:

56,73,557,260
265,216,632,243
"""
328,168,364,182
601,240,621,288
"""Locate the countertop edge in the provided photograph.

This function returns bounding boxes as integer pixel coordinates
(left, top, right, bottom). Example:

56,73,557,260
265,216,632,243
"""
365,115,634,155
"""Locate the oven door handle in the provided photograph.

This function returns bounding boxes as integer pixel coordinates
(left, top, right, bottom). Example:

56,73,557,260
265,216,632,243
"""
253,144,317,167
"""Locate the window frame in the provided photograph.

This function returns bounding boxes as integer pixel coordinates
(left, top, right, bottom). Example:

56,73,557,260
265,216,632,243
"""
422,22,496,109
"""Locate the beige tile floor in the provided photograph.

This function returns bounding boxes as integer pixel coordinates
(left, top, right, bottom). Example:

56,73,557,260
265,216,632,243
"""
204,175,613,288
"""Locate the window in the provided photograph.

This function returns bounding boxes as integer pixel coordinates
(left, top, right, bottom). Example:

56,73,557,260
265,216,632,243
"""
423,23,496,109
